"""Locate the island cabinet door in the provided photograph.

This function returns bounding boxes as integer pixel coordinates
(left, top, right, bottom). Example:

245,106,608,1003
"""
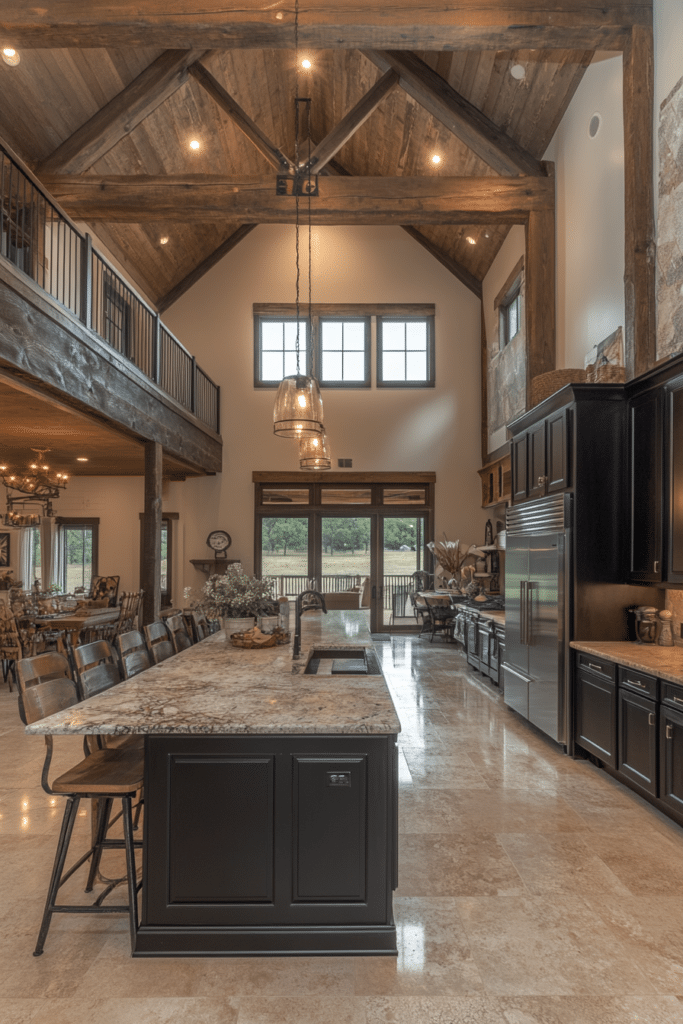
143,735,394,930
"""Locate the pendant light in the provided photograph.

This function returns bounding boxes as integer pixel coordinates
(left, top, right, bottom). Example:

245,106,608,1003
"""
273,0,325,442
299,430,331,470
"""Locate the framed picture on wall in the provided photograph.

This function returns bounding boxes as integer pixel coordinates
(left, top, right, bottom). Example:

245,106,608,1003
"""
0,533,9,568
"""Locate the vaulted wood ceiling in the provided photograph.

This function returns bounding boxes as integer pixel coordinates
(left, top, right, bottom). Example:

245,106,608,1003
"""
0,38,596,308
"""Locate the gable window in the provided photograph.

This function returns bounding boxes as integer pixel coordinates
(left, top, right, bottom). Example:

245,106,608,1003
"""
495,257,524,350
255,317,309,385
319,318,370,386
377,316,434,387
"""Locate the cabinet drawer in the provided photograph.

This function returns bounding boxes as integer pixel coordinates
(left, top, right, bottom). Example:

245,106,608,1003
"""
618,667,658,699
661,681,683,710
575,651,616,681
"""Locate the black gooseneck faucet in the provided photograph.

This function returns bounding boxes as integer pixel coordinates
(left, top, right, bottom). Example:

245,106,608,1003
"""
293,590,327,657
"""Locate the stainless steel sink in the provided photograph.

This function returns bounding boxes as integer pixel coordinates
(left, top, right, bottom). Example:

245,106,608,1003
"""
303,647,381,676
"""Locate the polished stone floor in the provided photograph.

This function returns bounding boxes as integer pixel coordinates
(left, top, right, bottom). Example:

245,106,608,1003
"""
2,637,683,1023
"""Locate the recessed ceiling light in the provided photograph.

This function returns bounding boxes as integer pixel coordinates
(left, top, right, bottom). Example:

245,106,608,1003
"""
159,236,169,245
189,139,200,150
76,457,88,462
301,58,312,69
431,154,441,165
466,236,477,245
2,47,20,66
510,64,526,80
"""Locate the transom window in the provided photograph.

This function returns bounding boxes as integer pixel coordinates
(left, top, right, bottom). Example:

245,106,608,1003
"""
500,287,522,348
256,317,309,384
377,317,434,387
320,318,370,385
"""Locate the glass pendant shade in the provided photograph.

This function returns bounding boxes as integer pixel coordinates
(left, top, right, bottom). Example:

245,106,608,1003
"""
299,431,331,471
273,375,324,438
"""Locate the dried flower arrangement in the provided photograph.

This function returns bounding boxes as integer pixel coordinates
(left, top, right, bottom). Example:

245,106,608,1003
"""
427,535,486,584
199,566,278,619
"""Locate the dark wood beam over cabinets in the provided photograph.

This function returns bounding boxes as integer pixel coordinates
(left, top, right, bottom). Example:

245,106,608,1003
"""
188,62,295,173
42,174,555,224
0,3,650,51
363,50,545,178
300,69,399,173
623,23,656,379
157,224,257,313
400,227,482,298
37,49,208,176
524,170,557,408
141,440,163,626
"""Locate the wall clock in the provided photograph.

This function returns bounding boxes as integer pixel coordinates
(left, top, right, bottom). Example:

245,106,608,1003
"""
0,532,9,568
206,530,232,559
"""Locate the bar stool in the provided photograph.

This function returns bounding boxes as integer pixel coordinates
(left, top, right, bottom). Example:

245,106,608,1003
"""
143,621,175,664
165,614,193,652
20,677,144,956
189,610,210,643
116,630,152,679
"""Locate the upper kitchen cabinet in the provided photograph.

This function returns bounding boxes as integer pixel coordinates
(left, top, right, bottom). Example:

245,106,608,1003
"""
667,380,683,585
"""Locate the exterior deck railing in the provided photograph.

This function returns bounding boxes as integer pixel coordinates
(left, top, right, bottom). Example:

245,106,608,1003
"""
0,144,220,434
267,573,420,614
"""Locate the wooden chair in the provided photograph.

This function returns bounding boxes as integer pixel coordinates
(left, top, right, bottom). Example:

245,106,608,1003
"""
144,621,175,664
424,595,455,642
116,630,152,679
17,651,72,691
165,613,193,652
117,590,143,635
409,593,430,634
73,640,121,701
20,677,143,956
189,610,210,643
0,605,24,691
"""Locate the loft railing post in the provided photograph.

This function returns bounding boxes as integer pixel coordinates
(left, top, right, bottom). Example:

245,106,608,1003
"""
191,355,197,415
80,232,92,329
153,313,161,385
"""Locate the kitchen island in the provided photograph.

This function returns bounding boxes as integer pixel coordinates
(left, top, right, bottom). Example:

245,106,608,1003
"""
26,610,400,957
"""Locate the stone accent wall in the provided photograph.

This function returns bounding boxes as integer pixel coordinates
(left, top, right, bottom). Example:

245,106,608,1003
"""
657,73,683,360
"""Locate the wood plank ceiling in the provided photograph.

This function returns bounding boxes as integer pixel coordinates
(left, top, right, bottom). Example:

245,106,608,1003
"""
0,42,595,308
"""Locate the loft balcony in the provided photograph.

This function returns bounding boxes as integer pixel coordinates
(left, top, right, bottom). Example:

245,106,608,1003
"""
0,142,221,476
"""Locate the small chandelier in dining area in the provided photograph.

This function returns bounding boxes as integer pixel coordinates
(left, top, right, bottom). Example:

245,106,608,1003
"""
1,448,68,523
299,430,331,471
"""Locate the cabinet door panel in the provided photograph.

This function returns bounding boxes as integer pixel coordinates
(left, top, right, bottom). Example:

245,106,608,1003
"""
512,435,528,502
660,705,683,817
668,384,683,583
527,422,547,499
617,689,657,796
629,391,662,582
547,409,571,493
574,670,616,768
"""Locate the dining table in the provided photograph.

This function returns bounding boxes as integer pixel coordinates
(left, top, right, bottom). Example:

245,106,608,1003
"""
33,607,120,645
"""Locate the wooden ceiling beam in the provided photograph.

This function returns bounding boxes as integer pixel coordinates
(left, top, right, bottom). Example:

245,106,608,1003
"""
400,227,483,298
363,50,545,177
189,62,295,173
37,49,209,176
300,69,399,173
41,173,555,224
157,224,257,313
0,3,649,51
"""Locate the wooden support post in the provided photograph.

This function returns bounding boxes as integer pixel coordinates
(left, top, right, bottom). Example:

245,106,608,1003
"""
524,164,557,409
141,440,162,627
623,23,656,379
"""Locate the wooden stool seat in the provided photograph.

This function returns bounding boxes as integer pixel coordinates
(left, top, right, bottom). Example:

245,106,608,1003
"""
51,746,144,795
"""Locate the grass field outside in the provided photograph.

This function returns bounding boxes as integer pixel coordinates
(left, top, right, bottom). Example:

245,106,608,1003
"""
261,549,425,579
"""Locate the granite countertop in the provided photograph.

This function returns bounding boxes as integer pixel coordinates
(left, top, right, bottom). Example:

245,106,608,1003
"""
570,640,683,686
25,610,401,737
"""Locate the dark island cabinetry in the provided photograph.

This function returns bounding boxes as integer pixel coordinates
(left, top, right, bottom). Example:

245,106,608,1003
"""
140,733,398,956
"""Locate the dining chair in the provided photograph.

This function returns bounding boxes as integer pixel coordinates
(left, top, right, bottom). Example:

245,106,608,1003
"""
21,676,143,956
143,621,175,664
424,595,455,642
189,610,210,643
116,630,152,679
165,614,193,652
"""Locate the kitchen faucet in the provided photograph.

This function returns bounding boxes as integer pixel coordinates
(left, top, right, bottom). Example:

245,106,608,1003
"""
293,590,327,657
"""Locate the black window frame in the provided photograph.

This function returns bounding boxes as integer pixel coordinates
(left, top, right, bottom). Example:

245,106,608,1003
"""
318,315,371,388
254,315,310,388
55,517,99,594
500,284,522,348
376,315,435,389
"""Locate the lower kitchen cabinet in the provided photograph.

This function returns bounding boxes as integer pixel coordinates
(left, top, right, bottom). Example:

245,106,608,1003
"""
659,689,683,817
617,685,658,797
574,656,617,768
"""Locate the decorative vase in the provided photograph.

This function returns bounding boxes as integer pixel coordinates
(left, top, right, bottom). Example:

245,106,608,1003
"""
221,615,255,638
257,614,280,635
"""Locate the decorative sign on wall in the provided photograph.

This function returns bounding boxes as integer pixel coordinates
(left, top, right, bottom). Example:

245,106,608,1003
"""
0,533,9,568
657,73,683,361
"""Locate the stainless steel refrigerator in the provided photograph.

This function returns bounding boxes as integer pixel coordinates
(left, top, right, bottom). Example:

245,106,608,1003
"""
504,495,569,744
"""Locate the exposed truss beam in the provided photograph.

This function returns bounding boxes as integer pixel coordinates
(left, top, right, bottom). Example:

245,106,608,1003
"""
189,62,295,173
300,69,399,173
157,224,257,313
38,49,208,175
364,50,544,177
41,173,555,224
0,3,649,51
400,227,482,298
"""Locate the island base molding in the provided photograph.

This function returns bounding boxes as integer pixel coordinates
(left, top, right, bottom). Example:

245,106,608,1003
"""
134,923,397,957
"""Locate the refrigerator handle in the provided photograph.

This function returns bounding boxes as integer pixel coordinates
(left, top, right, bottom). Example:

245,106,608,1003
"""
520,581,527,645
526,581,533,646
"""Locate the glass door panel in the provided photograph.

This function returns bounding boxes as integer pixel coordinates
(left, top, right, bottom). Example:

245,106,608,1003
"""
379,516,428,630
319,517,371,595
260,517,310,597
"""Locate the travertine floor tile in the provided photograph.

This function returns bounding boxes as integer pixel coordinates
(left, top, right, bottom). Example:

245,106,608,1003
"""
497,995,683,1023
496,832,633,897
364,994,507,1023
235,995,367,1024
396,833,526,897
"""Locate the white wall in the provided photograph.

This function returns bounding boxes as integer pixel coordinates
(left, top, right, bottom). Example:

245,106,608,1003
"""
543,57,625,370
163,223,485,588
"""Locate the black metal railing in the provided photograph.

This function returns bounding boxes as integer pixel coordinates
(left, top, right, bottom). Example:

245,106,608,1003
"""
265,572,419,614
0,145,220,434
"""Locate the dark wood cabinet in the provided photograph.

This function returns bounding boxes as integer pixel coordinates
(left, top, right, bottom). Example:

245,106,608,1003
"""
617,684,658,797
512,434,529,502
667,381,683,584
574,657,617,768
659,702,683,818
546,408,571,493
628,389,663,583
527,421,547,500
